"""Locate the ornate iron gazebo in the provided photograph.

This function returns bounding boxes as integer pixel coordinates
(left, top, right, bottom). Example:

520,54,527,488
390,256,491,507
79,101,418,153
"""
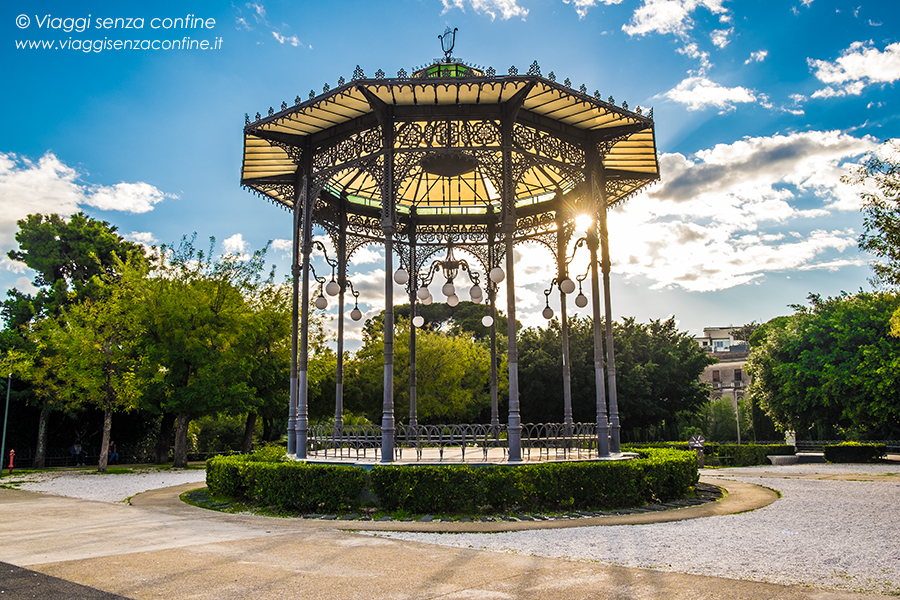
241,37,660,463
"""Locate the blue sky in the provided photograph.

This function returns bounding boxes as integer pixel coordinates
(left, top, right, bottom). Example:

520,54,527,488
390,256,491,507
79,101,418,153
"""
2,0,898,349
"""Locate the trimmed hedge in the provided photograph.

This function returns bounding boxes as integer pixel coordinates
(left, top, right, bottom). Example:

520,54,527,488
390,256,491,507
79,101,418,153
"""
371,448,698,513
702,444,795,467
207,456,367,512
207,447,699,514
823,442,887,463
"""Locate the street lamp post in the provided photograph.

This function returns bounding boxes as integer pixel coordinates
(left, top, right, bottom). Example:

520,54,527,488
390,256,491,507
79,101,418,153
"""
1,373,11,476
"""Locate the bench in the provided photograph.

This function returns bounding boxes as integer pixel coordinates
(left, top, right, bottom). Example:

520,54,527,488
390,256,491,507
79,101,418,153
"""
767,454,799,466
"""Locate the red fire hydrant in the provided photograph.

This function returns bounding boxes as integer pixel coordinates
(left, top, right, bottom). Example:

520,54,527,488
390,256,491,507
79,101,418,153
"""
7,449,13,475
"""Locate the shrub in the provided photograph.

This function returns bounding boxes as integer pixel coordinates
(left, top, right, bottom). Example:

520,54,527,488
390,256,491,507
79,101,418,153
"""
824,442,886,463
207,448,699,514
702,443,794,466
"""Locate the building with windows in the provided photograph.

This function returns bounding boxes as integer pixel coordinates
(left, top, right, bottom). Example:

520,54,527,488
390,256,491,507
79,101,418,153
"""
696,327,750,403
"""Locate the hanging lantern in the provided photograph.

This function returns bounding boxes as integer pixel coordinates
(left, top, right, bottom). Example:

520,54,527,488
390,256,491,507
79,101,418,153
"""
393,268,409,285
350,307,362,321
470,285,483,302
412,315,425,328
421,294,433,306
575,292,588,308
442,281,456,297
489,267,505,283
315,294,328,310
447,293,460,307
542,305,554,319
417,286,430,300
325,280,341,296
481,315,493,327
559,278,576,294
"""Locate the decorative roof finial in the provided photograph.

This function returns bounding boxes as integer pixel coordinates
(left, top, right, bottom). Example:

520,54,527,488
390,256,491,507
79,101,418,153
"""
439,26,458,63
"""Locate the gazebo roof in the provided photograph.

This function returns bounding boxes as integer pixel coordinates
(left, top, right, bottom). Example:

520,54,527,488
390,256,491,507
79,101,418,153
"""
241,61,659,217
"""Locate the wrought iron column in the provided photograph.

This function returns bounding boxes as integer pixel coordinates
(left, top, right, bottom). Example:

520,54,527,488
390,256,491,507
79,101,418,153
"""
288,178,301,456
557,217,573,433
488,206,500,433
598,168,621,452
501,99,525,463
334,203,347,431
296,172,315,459
587,152,610,457
380,109,396,463
408,212,418,429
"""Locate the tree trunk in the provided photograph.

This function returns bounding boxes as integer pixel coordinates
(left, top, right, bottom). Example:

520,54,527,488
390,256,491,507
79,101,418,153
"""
98,405,112,472
242,412,257,454
172,412,190,468
262,417,273,443
33,400,50,469
155,413,176,464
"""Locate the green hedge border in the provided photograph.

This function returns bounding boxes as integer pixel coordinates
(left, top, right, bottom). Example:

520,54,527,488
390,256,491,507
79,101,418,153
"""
823,442,887,463
206,448,699,514
625,443,794,467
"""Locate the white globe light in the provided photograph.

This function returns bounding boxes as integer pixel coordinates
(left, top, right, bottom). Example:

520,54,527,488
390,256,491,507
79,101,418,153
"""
559,278,576,294
575,293,588,308
481,315,493,327
489,267,505,283
393,269,409,285
542,306,554,320
470,285,483,302
350,307,362,321
412,315,425,328
447,293,459,307
442,281,456,297
315,295,328,310
325,280,341,296
417,286,430,300
422,294,433,306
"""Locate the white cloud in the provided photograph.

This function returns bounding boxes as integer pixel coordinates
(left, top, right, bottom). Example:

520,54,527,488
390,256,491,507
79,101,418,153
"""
440,0,528,20
562,0,624,19
223,233,248,254
663,76,756,111
744,49,768,64
677,42,711,72
622,0,729,37
809,41,900,97
271,238,292,254
0,151,171,273
124,231,158,245
271,31,300,46
605,131,879,292
710,28,732,48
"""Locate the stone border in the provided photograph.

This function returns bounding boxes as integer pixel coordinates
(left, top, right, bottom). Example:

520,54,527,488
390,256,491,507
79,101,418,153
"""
131,476,777,533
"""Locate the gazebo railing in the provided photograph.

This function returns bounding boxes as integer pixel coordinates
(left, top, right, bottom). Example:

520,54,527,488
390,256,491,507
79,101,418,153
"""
521,422,598,460
306,422,604,462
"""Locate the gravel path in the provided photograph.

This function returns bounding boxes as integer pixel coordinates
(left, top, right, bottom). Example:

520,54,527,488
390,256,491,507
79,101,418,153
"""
3,468,207,503
377,464,900,595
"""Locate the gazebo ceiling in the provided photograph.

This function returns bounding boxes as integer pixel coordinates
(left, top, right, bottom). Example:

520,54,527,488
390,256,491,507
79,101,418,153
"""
241,63,659,218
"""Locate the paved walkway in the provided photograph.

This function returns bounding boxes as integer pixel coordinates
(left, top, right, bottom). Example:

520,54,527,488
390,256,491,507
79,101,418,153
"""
0,473,892,599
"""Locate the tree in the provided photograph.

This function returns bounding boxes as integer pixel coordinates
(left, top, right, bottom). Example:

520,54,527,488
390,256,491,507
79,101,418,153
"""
747,292,900,440
42,255,146,471
3,212,143,467
135,236,269,467
846,139,900,287
342,316,494,424
517,316,716,437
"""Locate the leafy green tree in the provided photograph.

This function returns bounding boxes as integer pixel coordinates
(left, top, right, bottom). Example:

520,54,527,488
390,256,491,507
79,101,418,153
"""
41,255,146,471
342,316,493,424
748,292,900,439
846,139,900,287
517,316,715,436
135,236,268,467
3,212,143,467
